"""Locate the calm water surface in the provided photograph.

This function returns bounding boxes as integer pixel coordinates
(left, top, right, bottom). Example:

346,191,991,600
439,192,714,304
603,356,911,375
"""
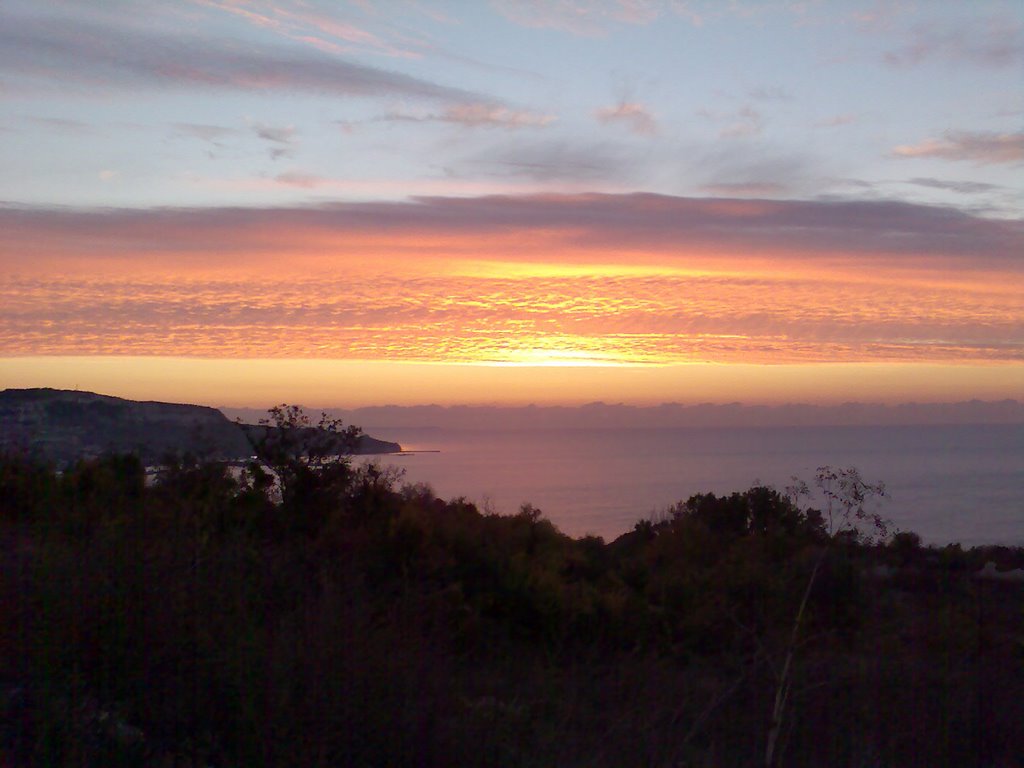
364,424,1024,546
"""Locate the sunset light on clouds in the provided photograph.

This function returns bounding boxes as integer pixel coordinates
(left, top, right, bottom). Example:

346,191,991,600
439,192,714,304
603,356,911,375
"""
1,0,1022,407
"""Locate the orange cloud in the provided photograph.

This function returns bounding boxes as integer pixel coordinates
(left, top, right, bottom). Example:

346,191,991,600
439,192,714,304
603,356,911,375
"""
1,194,1021,368
2,269,1020,365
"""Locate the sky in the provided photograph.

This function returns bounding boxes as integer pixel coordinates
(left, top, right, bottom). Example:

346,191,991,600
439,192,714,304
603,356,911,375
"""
1,0,1022,408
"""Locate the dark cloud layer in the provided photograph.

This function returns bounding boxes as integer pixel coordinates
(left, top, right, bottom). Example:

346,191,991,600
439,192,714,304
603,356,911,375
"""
1,193,1021,270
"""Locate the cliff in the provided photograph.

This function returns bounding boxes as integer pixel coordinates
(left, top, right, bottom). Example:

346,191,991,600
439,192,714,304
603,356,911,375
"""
0,388,400,464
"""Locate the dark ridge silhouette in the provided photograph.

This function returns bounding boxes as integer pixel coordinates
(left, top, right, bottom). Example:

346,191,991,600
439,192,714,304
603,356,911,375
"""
0,388,400,464
223,398,1024,430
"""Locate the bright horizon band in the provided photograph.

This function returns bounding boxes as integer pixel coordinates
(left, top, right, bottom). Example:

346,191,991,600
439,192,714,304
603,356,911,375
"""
2,357,1021,409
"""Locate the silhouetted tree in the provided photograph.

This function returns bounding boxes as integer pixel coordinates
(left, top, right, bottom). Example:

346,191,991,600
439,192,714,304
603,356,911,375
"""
243,405,363,534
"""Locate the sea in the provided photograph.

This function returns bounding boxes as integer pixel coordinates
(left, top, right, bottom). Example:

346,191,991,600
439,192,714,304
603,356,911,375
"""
362,423,1024,546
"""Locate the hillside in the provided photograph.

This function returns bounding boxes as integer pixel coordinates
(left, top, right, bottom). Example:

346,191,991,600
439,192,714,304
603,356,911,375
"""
0,452,1021,766
0,389,400,463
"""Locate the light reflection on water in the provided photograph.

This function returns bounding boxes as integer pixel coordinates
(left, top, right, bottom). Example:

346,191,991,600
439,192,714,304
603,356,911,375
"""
361,424,1024,546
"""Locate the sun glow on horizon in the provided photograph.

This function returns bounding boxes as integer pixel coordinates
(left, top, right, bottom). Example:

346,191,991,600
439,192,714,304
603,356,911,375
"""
2,195,1021,401
2,357,1022,411
476,348,656,367
452,260,726,280
0,0,1022,411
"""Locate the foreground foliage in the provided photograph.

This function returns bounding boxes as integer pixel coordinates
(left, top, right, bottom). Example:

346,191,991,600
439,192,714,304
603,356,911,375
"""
1,427,1022,766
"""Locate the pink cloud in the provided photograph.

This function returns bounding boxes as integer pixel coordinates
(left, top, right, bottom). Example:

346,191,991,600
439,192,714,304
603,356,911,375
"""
698,105,764,138
383,104,556,129
195,0,420,58
595,102,657,135
491,0,659,36
274,172,327,188
892,131,1024,165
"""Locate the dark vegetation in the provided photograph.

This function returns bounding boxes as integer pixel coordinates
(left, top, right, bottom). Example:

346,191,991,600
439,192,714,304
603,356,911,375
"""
1,407,1022,767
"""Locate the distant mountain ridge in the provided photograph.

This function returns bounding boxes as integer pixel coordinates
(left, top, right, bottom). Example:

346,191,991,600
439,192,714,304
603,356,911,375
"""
0,389,400,464
222,399,1024,431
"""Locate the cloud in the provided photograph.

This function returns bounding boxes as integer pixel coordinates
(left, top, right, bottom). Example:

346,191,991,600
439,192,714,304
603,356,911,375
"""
848,3,904,32
3,194,1019,365
3,193,1020,272
892,131,1024,165
830,178,877,191
490,0,818,35
693,148,818,198
381,104,556,129
253,124,296,144
883,17,1024,68
699,182,787,197
816,114,857,128
274,172,329,188
0,10,481,103
3,247,1020,365
699,105,763,138
173,123,238,142
248,123,298,160
720,107,763,138
24,116,93,133
595,102,657,135
905,178,1003,195
464,140,637,182
196,0,420,58
491,0,660,36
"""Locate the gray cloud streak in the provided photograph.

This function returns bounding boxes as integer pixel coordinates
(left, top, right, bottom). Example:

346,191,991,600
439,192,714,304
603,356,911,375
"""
906,178,1004,195
0,10,483,103
463,140,638,182
884,18,1024,68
